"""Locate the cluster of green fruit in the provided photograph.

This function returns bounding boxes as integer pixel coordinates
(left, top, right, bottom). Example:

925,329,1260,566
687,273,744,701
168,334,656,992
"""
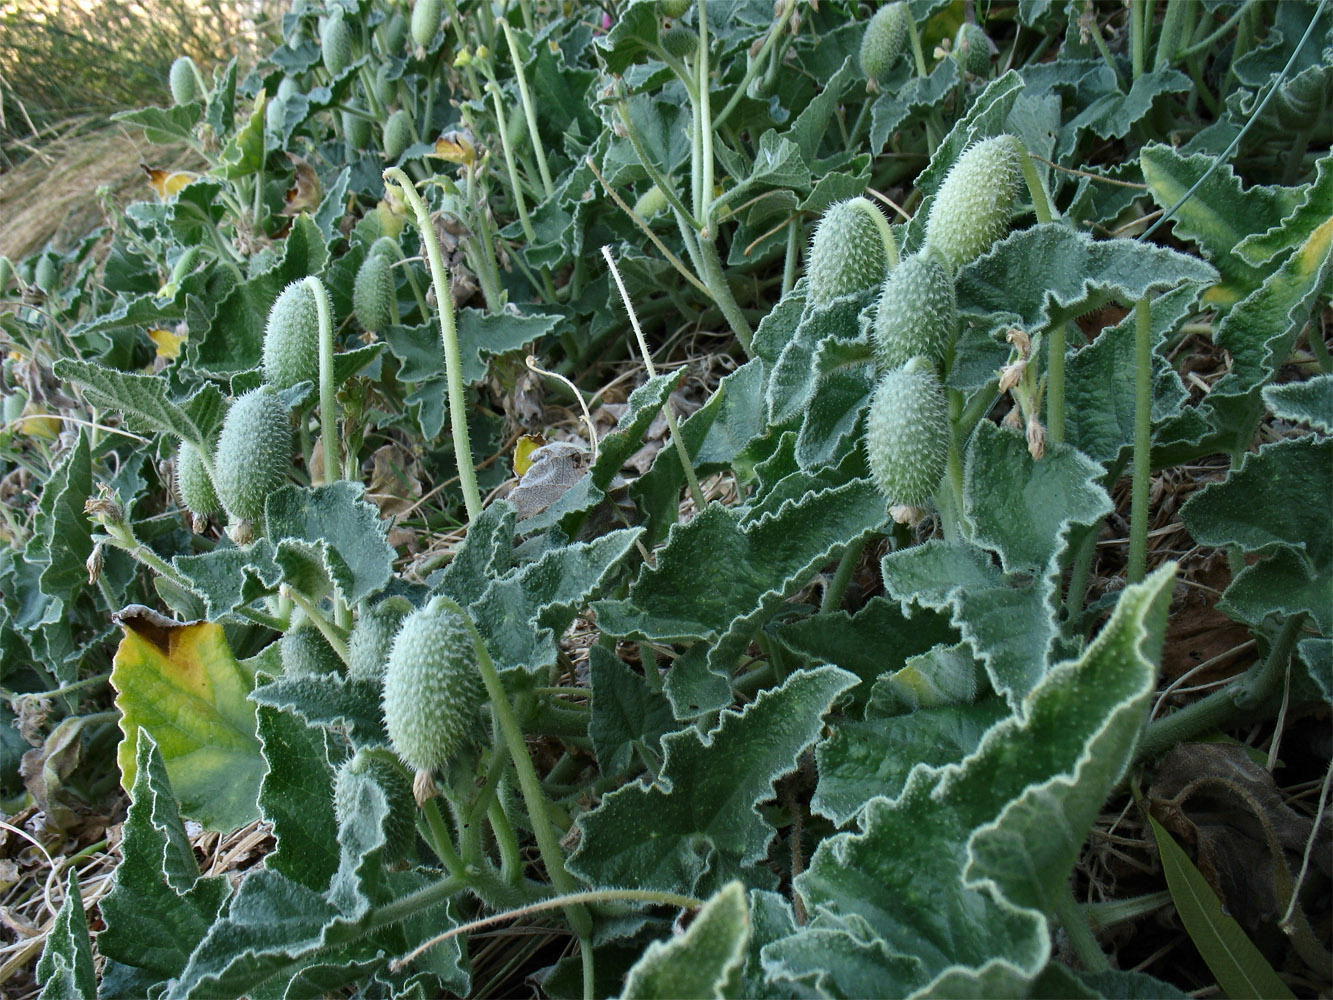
806,135,1025,516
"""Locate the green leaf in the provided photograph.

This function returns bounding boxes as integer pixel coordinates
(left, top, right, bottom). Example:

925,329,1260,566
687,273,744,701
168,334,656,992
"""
1140,144,1304,307
622,882,750,1000
1181,437,1332,631
250,674,387,747
172,541,284,619
52,359,227,456
382,307,561,385
568,665,858,896
1148,815,1296,1000
27,431,92,603
588,644,675,777
113,102,203,144
870,59,960,153
1063,69,1191,149
597,480,886,716
36,868,95,1000
266,483,395,608
111,611,263,831
955,224,1218,339
778,567,1174,997
256,701,339,893
1235,155,1333,266
766,294,869,428
1263,374,1333,433
98,732,232,987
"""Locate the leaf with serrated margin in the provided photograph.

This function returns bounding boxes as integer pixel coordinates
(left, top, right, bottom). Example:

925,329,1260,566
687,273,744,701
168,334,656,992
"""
382,307,560,385
1140,144,1304,307
52,359,226,455
738,891,800,1000
568,666,858,897
190,215,329,375
794,341,875,469
763,917,927,999
112,613,263,830
27,431,91,603
251,674,387,747
782,568,1173,998
98,733,231,989
433,500,516,605
870,59,959,153
589,645,674,777
1064,284,1206,467
1181,437,1332,632
521,372,678,534
955,224,1217,340
597,480,886,716
1206,216,1333,448
623,882,750,1000
814,698,1009,826
1237,156,1332,266
266,483,394,608
35,868,95,1000
766,294,870,427
173,540,284,619
751,285,807,366
471,527,643,675
113,102,203,144
1267,374,1333,433
966,421,1112,573
1064,69,1191,149
721,131,811,210
256,702,339,893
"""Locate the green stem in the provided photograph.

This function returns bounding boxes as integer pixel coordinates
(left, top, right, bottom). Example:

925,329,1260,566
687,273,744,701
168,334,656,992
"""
1179,0,1258,59
1086,10,1124,90
1153,0,1189,70
616,98,699,230
488,796,522,884
1017,143,1055,225
712,0,794,129
1046,320,1067,445
483,79,536,245
283,587,351,666
1081,891,1172,930
303,276,338,487
420,797,466,878
1135,615,1306,764
463,162,504,311
102,521,193,594
1127,297,1152,584
696,234,754,355
696,0,715,223
497,18,554,200
782,216,800,296
1056,889,1110,973
1130,0,1147,81
1308,325,1333,373
383,168,482,524
821,536,868,614
383,243,430,322
906,16,930,78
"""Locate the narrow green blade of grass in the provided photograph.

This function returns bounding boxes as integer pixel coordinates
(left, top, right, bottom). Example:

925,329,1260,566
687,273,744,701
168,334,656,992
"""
1148,815,1295,1000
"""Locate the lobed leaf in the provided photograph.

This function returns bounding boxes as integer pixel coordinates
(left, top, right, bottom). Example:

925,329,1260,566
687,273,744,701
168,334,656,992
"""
622,882,750,1000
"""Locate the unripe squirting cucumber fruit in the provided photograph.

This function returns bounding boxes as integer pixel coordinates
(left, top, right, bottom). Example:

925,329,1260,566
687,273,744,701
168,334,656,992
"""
953,22,992,77
169,56,200,105
383,109,413,161
175,441,221,517
865,358,949,508
873,252,956,373
411,0,442,49
343,109,372,149
659,0,692,16
321,14,353,76
262,279,320,390
661,26,698,60
348,596,414,680
280,620,343,677
212,385,292,523
382,599,486,773
353,251,395,332
924,134,1024,273
806,197,892,306
860,2,911,82
334,748,417,862
382,10,409,51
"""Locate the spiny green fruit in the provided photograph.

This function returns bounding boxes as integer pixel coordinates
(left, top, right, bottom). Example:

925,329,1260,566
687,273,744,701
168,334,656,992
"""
382,10,409,51
169,56,200,105
321,14,353,76
633,184,670,219
343,109,371,148
353,251,395,332
953,22,992,77
175,441,221,517
369,236,400,260
873,252,956,373
410,0,442,48
280,620,343,676
659,0,692,16
373,63,396,105
334,748,417,862
924,134,1024,273
348,596,414,680
661,26,697,60
265,96,288,135
806,197,892,306
212,385,292,523
262,279,320,390
860,2,911,82
383,109,413,161
383,599,486,773
865,358,949,507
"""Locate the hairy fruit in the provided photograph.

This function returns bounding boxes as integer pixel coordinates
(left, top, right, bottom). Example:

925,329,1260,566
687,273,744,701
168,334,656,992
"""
262,279,321,390
865,358,949,507
334,748,417,862
353,251,395,332
169,56,200,105
175,442,221,517
806,197,892,306
860,3,911,82
212,386,292,523
924,134,1024,272
873,252,957,373
348,596,414,680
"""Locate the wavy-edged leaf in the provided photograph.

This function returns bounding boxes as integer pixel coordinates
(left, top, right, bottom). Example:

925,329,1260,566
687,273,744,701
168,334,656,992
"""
622,881,750,1000
1236,155,1333,267
250,674,387,747
382,307,561,385
35,868,95,1000
111,610,263,830
568,665,858,897
98,732,232,990
870,59,959,153
26,431,92,604
775,567,1173,997
256,701,339,893
766,293,870,427
588,644,674,778
1149,815,1296,1000
172,541,284,620
1263,375,1333,433
266,482,394,608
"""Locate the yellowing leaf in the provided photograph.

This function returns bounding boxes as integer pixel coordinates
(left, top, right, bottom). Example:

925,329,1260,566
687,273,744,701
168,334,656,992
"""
432,129,477,165
513,433,546,476
141,164,199,200
282,155,323,216
147,326,187,360
111,607,264,831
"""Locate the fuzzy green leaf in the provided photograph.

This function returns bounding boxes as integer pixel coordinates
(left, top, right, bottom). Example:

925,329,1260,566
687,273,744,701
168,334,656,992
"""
1235,155,1333,266
28,431,92,603
870,59,959,153
766,294,870,427
623,882,750,1000
172,541,284,619
1263,374,1333,433
256,701,339,893
382,307,561,385
588,644,674,777
1149,816,1295,1000
36,869,96,1000
568,665,858,896
266,483,395,608
777,567,1173,997
250,674,387,747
